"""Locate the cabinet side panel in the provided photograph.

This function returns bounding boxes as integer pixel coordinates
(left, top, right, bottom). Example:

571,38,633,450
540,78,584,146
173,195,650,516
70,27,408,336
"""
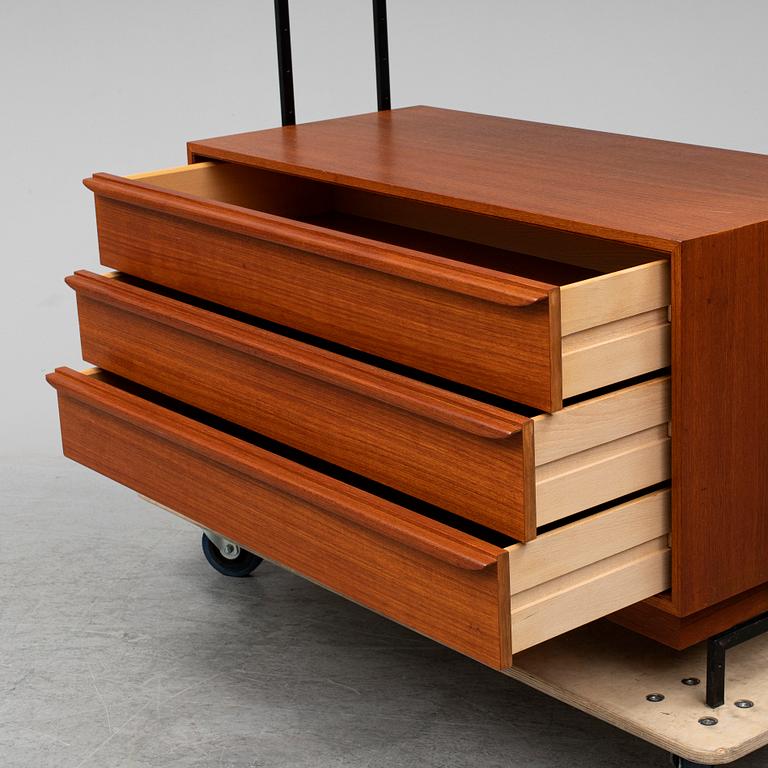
674,223,768,614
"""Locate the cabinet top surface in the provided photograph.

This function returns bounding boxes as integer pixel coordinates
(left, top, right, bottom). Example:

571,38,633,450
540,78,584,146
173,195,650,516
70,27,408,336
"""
189,106,768,247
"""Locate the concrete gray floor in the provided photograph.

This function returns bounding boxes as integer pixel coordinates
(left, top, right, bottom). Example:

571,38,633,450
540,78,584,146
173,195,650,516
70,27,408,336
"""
2,457,765,768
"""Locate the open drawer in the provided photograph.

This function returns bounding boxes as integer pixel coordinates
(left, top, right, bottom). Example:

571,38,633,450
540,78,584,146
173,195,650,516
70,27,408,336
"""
67,271,671,541
84,162,671,412
47,367,670,668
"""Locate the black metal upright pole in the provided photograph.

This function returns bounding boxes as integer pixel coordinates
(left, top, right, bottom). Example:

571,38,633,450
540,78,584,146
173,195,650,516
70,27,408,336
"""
274,0,296,126
274,0,390,125
372,0,391,111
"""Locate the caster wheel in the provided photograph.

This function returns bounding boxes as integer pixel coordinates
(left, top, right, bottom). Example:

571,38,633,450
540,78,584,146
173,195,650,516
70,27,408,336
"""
201,532,263,577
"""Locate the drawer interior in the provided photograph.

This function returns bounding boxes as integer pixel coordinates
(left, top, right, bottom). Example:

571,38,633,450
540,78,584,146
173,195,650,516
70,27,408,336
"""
130,161,668,293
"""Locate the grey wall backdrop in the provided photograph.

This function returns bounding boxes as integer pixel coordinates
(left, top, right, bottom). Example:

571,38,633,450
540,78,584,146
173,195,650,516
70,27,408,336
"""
2,0,767,458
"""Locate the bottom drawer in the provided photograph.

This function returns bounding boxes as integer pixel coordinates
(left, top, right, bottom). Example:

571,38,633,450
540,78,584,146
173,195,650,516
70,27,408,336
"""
47,367,671,668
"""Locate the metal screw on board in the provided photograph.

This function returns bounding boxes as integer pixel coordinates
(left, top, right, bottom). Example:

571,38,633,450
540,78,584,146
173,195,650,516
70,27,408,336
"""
735,699,755,709
646,693,665,702
681,678,701,686
698,717,718,726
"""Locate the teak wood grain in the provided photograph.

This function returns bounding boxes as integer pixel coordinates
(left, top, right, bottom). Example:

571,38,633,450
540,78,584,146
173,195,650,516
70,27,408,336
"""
606,222,768,627
86,171,553,307
670,223,768,615
189,106,768,246
47,367,511,668
85,176,562,410
67,270,536,539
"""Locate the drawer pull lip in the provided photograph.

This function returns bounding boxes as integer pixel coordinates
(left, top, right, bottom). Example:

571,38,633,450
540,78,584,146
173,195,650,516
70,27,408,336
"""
46,367,501,572
83,173,552,308
66,271,527,440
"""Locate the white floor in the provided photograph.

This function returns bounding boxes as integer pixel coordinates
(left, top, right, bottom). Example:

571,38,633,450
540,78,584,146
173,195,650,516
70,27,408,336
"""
3,456,762,768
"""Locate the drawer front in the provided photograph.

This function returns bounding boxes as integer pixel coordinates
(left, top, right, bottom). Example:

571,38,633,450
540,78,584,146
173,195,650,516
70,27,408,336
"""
68,271,536,541
47,367,511,669
87,180,560,411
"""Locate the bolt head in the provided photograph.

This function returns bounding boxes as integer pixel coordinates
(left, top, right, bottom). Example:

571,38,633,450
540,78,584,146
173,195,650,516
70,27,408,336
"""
699,717,719,726
646,693,665,702
681,677,701,686
735,699,755,709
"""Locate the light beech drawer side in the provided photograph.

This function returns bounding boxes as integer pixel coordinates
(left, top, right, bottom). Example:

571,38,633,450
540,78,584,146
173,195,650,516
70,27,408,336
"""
507,489,670,594
508,538,670,654
532,378,670,526
534,425,671,526
506,489,671,654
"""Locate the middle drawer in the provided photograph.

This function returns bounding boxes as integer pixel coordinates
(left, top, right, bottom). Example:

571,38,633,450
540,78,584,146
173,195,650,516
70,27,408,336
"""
68,271,671,541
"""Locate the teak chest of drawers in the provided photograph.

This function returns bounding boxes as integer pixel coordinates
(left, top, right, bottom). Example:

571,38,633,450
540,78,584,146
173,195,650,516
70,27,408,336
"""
49,107,768,669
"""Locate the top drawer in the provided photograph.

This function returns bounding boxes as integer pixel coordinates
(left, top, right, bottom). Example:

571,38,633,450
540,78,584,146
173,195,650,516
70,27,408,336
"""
85,162,671,411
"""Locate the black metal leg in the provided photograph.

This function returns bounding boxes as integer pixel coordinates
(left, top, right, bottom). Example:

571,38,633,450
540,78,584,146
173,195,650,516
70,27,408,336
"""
273,0,296,126
372,0,391,111
706,610,768,708
706,634,727,709
273,0,391,126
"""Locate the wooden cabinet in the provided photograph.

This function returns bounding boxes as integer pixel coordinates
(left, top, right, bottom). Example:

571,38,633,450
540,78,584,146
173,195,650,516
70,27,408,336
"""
49,106,768,660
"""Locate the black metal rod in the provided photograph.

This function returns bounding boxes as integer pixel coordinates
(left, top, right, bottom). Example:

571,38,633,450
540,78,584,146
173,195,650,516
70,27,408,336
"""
274,0,296,126
372,0,391,111
706,638,727,710
274,0,390,125
706,610,768,708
